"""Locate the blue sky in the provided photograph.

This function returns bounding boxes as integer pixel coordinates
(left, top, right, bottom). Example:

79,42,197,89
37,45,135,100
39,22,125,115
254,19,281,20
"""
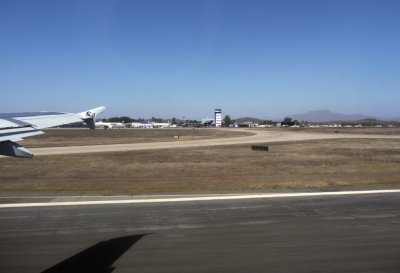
1,0,399,119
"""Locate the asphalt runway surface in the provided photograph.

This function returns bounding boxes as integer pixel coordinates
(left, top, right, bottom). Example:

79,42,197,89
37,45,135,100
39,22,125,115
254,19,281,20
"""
1,191,400,272
28,129,400,156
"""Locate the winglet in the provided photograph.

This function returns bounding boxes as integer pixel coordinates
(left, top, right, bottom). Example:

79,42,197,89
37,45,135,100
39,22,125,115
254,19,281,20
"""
78,106,106,129
78,106,106,120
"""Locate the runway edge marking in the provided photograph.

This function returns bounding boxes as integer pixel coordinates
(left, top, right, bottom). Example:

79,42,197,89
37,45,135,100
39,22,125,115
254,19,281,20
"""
1,189,400,208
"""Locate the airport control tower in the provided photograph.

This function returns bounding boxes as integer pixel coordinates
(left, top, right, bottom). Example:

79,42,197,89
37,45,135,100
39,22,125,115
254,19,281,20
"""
214,108,222,127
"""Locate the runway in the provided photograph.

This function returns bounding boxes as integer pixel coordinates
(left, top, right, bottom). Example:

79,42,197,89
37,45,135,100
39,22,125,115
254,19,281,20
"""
29,129,400,156
1,191,400,272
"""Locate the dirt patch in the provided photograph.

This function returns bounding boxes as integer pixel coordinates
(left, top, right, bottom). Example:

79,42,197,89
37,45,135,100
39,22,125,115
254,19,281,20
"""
1,138,399,194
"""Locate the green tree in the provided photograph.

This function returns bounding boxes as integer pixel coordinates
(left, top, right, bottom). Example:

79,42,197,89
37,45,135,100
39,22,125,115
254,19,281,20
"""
120,116,132,123
223,115,232,126
171,117,177,124
283,117,292,122
109,117,122,122
151,117,163,123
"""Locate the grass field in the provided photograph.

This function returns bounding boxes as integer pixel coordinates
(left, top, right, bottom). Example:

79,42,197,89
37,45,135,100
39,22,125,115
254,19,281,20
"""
270,127,400,135
1,137,399,194
20,128,252,148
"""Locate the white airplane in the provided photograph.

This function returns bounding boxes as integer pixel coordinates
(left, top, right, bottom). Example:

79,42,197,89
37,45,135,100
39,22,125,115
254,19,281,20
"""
131,122,153,128
152,122,171,128
0,106,106,158
95,121,126,129
131,121,171,128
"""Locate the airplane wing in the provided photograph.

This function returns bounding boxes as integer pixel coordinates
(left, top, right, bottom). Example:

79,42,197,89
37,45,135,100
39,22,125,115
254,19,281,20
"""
0,106,106,158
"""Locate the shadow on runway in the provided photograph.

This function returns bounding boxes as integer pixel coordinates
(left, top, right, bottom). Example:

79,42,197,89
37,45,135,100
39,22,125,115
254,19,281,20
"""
41,234,148,273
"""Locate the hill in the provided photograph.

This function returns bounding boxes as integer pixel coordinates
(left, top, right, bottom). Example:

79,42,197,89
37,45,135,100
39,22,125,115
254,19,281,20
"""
235,117,263,123
289,110,373,122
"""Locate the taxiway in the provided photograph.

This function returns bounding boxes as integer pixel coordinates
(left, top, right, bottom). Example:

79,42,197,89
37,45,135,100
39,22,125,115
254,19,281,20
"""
29,129,400,156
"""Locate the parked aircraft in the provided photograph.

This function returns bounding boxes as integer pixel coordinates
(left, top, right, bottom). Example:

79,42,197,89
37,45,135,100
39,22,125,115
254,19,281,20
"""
131,122,153,128
131,121,171,128
0,106,106,158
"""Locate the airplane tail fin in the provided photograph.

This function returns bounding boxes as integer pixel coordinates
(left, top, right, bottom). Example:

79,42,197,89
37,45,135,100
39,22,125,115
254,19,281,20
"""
78,106,106,129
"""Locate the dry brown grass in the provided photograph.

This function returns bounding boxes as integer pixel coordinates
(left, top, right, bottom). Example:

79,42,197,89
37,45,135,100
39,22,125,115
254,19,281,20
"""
20,128,252,148
1,138,399,194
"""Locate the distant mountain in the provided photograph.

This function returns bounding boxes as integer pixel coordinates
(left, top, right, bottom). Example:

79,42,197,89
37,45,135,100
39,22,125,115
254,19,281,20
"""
380,117,400,122
289,110,373,122
235,117,263,123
